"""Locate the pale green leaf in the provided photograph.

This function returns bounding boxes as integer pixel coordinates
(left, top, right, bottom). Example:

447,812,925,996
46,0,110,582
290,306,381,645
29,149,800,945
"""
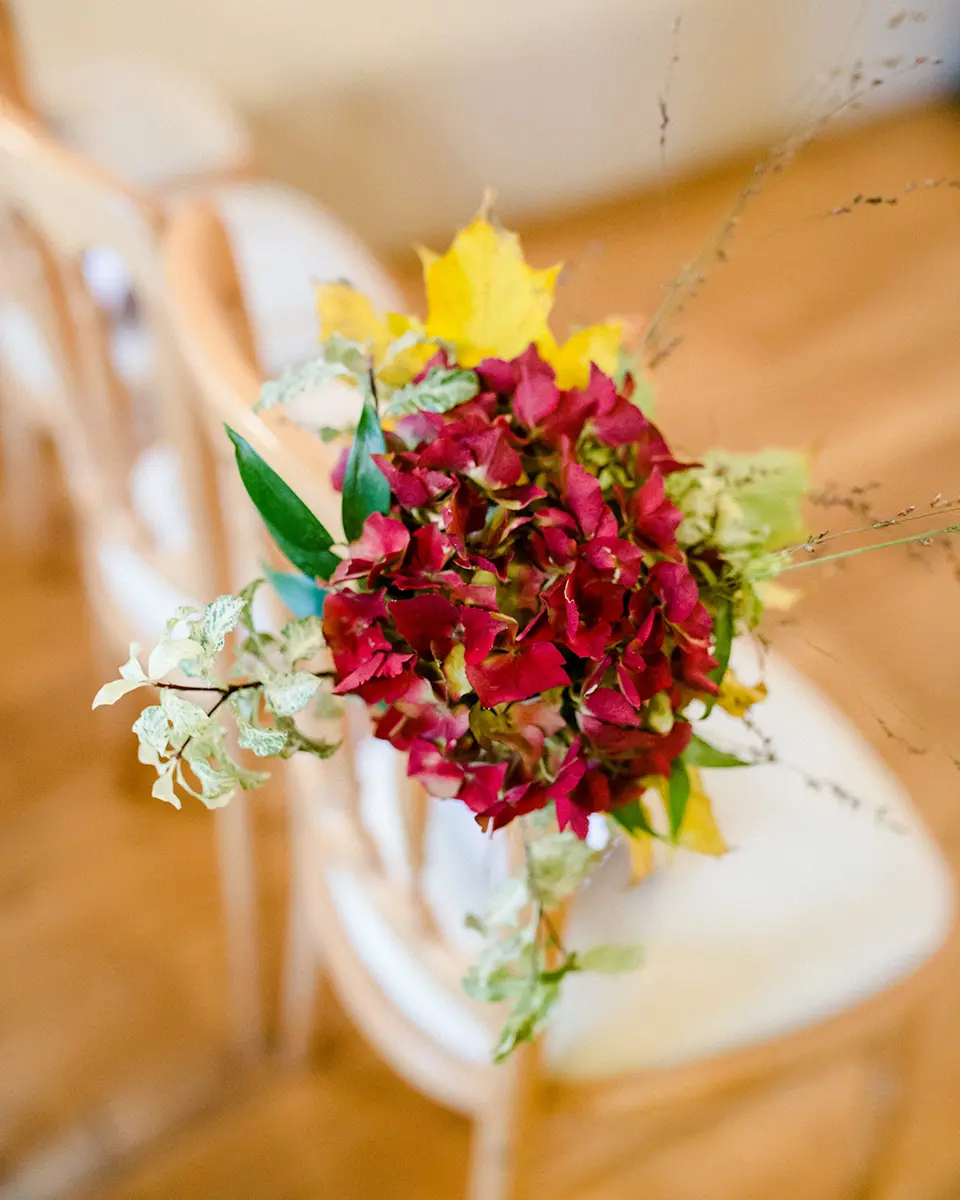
384,366,480,417
151,767,181,809
199,594,247,653
578,943,644,974
147,638,204,681
264,671,321,717
236,719,288,757
280,615,326,665
159,691,211,739
92,677,148,709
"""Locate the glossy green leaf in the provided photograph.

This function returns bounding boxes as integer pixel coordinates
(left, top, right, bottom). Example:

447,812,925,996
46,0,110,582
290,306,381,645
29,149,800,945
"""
264,564,328,619
667,759,690,841
227,428,340,579
684,733,750,769
705,598,733,715
341,398,389,542
611,798,657,837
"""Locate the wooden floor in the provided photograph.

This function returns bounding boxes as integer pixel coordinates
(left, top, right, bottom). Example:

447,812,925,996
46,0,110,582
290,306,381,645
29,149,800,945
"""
1,103,960,1200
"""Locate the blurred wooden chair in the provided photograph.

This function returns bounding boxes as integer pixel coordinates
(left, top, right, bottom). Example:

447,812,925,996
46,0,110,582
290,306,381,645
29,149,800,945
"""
163,195,957,1200
0,0,251,540
0,0,250,197
0,98,268,1083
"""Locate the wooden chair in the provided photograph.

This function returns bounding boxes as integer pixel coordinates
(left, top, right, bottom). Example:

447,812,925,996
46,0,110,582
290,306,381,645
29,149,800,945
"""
163,196,957,1200
0,98,265,1072
0,0,250,194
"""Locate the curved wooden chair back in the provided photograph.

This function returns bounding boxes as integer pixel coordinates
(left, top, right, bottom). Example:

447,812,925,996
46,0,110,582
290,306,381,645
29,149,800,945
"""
0,0,32,114
0,98,226,620
162,198,506,1106
162,197,955,1200
0,98,262,1062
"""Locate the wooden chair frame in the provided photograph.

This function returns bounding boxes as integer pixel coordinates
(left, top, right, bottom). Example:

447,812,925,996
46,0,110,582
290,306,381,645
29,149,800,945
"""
0,98,262,1063
162,196,956,1200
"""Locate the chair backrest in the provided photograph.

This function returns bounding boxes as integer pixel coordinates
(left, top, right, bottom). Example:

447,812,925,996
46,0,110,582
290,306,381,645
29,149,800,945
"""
0,98,227,623
162,199,506,1080
0,1,32,113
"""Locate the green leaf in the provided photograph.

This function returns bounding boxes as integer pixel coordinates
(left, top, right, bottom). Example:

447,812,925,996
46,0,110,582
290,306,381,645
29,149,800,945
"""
341,398,389,542
705,598,733,715
578,943,644,974
264,671,321,717
684,733,750,769
226,427,340,579
236,719,288,757
256,339,366,411
667,759,691,841
384,367,480,418
280,615,326,665
611,798,657,837
199,594,247,654
264,564,327,619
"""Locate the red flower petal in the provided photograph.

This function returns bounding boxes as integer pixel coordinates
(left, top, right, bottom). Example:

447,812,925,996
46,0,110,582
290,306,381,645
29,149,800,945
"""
466,642,570,707
513,345,559,428
388,594,459,657
649,561,699,623
563,462,605,537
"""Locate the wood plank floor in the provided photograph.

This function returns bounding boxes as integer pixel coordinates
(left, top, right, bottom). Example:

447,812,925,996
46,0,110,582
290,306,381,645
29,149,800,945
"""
1,103,960,1200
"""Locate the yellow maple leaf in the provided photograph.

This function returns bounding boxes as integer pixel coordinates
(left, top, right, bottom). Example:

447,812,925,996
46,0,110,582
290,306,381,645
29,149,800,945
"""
317,281,391,358
625,828,656,884
315,282,432,387
419,217,561,366
717,672,768,719
539,322,623,389
677,767,728,857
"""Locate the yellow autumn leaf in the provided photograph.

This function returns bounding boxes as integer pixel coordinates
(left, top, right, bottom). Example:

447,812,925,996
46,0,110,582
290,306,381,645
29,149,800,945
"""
677,768,727,857
624,828,656,884
419,217,561,365
717,672,768,718
317,281,392,358
539,322,623,389
754,580,800,611
315,282,432,388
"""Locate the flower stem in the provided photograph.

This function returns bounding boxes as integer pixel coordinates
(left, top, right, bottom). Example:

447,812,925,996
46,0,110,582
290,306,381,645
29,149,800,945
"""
782,524,960,571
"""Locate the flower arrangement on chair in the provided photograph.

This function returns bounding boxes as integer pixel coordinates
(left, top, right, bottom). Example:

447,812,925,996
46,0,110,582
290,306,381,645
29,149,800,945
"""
95,209,959,1060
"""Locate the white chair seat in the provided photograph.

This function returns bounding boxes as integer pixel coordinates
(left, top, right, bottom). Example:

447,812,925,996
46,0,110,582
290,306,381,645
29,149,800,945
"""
320,648,955,1081
33,57,250,193
96,443,197,639
213,182,404,378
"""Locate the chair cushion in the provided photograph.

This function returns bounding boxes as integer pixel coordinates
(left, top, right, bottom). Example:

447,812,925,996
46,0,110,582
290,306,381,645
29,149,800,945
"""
322,647,955,1080
33,57,249,192
213,182,404,377
96,443,197,639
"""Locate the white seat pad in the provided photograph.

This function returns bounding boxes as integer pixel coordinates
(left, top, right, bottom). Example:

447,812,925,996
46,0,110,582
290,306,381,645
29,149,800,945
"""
96,443,197,640
322,649,954,1080
213,182,404,379
34,57,249,192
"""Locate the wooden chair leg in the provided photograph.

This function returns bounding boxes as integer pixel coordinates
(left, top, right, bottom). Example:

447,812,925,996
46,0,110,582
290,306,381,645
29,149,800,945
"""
858,1016,925,1200
279,793,321,1064
213,794,264,1061
0,389,47,547
467,1044,539,1200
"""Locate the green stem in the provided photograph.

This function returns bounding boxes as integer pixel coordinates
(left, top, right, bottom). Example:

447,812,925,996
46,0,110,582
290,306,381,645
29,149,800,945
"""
782,524,960,571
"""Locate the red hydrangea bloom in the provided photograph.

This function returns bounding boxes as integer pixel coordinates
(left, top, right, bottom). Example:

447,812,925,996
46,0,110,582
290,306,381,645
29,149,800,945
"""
323,347,719,837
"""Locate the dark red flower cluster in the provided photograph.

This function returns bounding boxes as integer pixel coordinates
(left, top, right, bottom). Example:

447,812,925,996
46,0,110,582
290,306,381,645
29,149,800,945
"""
323,347,718,837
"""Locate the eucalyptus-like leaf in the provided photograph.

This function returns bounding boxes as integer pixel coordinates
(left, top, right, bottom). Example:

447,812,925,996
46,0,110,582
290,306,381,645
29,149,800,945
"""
341,398,389,542
684,733,750,769
264,564,328,619
227,427,340,579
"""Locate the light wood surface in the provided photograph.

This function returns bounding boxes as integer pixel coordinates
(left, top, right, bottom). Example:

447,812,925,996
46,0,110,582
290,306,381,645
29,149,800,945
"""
1,103,959,1200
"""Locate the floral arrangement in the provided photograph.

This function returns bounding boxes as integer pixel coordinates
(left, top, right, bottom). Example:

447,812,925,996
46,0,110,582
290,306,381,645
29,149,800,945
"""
95,212,957,1060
